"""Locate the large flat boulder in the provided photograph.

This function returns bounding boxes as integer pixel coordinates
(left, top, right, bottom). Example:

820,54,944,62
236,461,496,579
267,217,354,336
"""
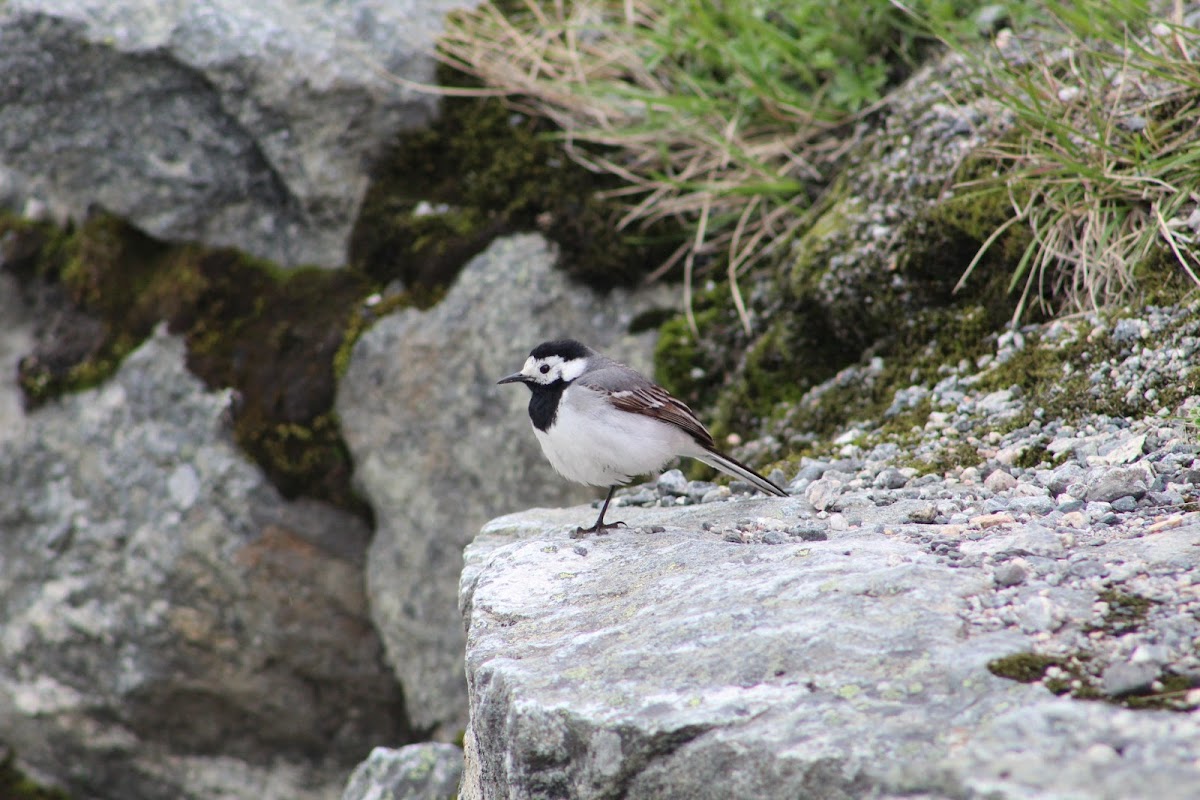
459,501,1200,799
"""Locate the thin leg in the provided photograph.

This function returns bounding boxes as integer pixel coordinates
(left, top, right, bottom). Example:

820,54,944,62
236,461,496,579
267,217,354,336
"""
572,486,626,538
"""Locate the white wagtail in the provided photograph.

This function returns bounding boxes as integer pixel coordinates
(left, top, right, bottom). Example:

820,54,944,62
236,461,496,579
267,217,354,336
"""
499,339,788,536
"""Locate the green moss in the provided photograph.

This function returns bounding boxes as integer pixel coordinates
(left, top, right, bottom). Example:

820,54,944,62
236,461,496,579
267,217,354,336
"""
990,649,1197,712
652,280,746,410
974,314,1193,424
786,191,860,298
921,154,1034,269
178,255,373,516
779,303,1000,444
713,317,822,438
0,752,70,799
1122,672,1199,711
1091,589,1156,636
1132,245,1200,308
12,215,207,405
902,440,983,476
988,652,1060,683
1012,441,1050,469
349,69,680,291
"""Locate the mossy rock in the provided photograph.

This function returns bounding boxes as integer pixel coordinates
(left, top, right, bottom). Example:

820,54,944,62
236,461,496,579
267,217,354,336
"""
349,69,681,291
0,752,70,800
652,142,1030,452
3,212,376,518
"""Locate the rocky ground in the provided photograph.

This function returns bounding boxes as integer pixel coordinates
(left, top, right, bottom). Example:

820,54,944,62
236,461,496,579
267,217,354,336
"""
609,301,1200,713
450,299,1200,800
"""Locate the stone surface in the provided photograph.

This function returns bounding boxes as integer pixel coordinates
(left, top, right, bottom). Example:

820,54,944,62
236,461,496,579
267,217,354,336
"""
341,744,463,800
0,0,462,267
336,233,672,735
1085,464,1152,503
0,271,32,443
0,328,408,800
459,502,1200,799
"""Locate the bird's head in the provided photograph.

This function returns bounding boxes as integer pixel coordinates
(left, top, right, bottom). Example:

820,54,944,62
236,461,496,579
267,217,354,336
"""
498,339,594,389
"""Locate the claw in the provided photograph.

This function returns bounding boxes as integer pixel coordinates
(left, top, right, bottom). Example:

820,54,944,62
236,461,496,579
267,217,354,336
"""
570,520,625,539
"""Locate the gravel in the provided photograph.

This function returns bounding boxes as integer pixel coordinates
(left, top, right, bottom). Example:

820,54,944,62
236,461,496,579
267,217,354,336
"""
597,304,1200,711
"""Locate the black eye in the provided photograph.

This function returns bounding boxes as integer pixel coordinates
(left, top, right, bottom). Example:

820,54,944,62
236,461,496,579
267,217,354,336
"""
539,364,550,374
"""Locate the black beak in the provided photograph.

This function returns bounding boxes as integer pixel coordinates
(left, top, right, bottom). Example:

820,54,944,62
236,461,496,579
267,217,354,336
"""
497,372,529,385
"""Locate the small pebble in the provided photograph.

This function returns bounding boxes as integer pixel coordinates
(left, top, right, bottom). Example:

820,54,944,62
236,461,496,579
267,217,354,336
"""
701,486,732,504
788,523,829,541
873,467,909,489
971,512,1014,528
994,562,1027,587
1109,495,1138,513
908,505,939,524
657,469,689,496
984,470,1018,492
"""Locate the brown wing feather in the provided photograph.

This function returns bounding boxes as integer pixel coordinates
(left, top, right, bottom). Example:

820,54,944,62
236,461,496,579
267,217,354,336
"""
605,385,715,449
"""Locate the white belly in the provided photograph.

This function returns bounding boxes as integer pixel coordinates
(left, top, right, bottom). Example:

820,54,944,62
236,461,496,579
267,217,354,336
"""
532,385,697,486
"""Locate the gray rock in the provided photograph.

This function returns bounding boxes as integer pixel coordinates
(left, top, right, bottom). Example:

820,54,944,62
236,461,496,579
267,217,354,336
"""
656,469,689,496
0,329,404,800
873,466,909,489
461,504,1014,799
983,469,1017,493
788,522,829,541
0,0,462,267
1100,661,1160,697
1098,433,1147,465
804,476,845,511
341,744,463,800
1111,318,1149,342
1045,462,1086,496
0,271,33,444
907,503,940,523
953,524,1068,560
1008,495,1056,516
993,562,1027,587
461,503,1200,799
1110,495,1139,513
1067,559,1108,578
951,700,1200,799
793,459,830,482
336,233,671,734
1086,465,1152,503
977,388,1018,416
1056,497,1084,513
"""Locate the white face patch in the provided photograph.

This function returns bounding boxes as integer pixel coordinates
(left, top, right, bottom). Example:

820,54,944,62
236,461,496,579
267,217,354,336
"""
559,357,588,382
522,354,588,385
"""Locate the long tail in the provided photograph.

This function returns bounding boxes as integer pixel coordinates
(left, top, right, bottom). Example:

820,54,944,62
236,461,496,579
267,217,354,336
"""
696,448,789,497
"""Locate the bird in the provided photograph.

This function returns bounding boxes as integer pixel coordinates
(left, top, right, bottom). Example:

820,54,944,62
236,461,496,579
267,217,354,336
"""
498,339,788,537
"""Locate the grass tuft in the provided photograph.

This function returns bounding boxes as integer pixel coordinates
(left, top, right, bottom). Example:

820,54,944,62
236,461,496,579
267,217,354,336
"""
918,0,1200,322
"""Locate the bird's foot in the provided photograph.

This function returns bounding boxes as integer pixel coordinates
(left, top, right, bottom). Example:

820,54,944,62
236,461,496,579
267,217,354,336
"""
570,520,626,539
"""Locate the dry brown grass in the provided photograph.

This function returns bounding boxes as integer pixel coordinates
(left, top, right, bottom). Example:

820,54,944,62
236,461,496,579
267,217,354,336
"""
435,0,855,332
